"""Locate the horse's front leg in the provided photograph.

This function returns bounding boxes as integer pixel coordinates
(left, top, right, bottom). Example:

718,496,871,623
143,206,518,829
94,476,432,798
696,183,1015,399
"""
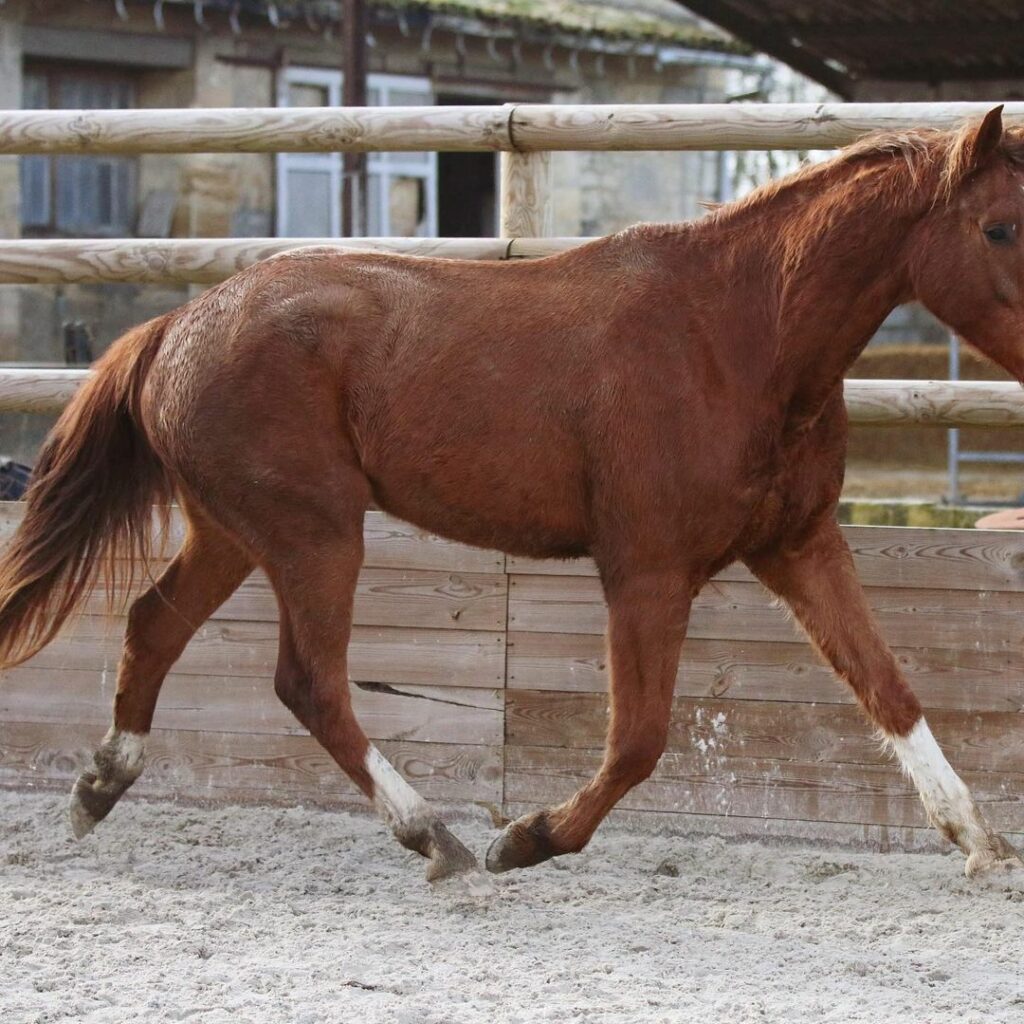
746,517,1023,878
487,569,691,873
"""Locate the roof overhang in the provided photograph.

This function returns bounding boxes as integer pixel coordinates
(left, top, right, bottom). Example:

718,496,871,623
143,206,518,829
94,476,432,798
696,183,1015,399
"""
679,1,1024,100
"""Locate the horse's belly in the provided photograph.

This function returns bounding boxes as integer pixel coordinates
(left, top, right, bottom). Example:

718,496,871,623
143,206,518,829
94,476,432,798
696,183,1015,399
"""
365,436,590,560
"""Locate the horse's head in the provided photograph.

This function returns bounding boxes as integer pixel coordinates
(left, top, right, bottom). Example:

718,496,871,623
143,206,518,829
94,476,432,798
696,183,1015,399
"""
910,106,1024,380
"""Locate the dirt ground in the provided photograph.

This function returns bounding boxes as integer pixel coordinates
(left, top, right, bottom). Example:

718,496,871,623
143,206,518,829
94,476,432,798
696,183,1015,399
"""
2,789,1023,1024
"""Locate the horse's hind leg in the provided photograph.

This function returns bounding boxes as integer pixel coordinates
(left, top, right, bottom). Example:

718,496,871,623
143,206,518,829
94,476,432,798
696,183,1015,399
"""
746,516,1023,878
487,570,691,872
69,510,253,838
266,515,479,883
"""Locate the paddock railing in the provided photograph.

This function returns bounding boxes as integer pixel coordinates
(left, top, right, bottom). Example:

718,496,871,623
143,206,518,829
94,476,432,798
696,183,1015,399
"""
0,101,1023,424
2,103,1024,848
2,499,1023,850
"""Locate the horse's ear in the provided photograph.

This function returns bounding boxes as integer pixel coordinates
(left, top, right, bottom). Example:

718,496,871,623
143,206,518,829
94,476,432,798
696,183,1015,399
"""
967,105,1004,171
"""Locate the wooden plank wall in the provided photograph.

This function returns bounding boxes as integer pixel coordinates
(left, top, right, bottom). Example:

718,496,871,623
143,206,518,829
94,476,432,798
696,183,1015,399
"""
1,500,1023,849
506,529,1024,847
0,505,506,815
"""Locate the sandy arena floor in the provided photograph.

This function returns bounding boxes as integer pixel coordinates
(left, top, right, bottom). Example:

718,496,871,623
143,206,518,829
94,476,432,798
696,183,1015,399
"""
2,788,1023,1024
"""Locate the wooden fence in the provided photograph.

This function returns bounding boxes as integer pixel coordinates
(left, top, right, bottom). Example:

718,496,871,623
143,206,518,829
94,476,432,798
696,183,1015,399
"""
0,101,1022,422
1,102,1024,847
1,502,1023,850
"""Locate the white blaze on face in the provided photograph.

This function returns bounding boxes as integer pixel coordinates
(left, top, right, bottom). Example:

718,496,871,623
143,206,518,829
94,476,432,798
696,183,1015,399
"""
887,718,988,851
364,745,430,831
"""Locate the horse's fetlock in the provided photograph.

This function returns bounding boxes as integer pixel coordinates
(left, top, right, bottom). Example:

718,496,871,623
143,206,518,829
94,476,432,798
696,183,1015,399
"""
93,729,146,785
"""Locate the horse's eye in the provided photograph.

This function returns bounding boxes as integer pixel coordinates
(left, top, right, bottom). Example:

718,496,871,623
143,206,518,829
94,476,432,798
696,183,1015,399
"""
984,223,1016,244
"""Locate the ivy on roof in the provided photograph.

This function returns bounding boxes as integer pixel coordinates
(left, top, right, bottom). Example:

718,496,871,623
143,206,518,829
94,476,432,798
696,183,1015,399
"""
155,0,747,51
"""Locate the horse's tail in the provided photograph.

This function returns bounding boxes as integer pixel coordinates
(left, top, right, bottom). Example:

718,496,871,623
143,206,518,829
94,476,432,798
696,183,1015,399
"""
0,315,174,669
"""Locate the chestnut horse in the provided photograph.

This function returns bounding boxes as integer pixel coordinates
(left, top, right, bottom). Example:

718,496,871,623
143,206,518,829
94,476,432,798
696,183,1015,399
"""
2,108,1023,882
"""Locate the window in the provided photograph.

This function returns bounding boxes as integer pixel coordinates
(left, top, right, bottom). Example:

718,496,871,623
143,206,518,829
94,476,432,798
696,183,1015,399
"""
21,67,137,236
276,69,437,238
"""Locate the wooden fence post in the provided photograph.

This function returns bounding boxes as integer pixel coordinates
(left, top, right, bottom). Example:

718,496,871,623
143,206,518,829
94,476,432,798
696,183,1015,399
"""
499,150,553,239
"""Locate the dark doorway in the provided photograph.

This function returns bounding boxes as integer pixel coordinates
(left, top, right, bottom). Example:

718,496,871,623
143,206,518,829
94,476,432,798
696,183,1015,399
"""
437,93,498,237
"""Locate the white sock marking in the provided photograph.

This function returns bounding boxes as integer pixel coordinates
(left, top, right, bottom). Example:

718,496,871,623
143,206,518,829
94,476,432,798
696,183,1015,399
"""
364,745,430,832
102,728,146,777
68,728,147,839
887,718,987,851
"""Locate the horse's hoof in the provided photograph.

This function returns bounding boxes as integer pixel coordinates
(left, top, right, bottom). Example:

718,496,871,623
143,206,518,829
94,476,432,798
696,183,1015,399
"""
68,770,125,840
485,813,558,874
965,834,1024,879
424,821,479,883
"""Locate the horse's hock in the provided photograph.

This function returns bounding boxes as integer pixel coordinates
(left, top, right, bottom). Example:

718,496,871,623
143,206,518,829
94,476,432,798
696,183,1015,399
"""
2,101,1024,851
1,500,1023,851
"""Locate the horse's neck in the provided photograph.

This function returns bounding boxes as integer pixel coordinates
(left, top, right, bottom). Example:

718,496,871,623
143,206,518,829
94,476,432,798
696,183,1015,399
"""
756,170,920,427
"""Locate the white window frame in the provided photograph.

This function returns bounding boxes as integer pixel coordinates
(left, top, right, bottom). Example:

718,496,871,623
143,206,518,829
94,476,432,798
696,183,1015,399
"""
276,68,437,238
276,67,342,238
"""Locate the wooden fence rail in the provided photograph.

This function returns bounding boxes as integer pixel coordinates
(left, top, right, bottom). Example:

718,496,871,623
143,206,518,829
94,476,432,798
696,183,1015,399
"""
1,102,1020,429
2,367,1021,427
0,102,1022,155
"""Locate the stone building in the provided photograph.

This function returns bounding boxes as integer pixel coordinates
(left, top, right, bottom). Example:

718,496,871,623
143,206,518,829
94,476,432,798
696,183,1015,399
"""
0,0,765,459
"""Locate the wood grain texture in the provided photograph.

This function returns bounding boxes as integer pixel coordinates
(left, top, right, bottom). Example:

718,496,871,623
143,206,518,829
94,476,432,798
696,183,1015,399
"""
500,150,552,238
506,632,1024,712
506,691,1024,773
0,720,502,806
504,744,1024,832
2,103,1022,157
11,616,504,688
0,667,503,745
844,379,1024,427
79,567,507,632
0,368,87,413
510,102,1024,152
508,574,1024,652
0,237,514,286
0,504,505,574
507,237,586,259
0,105,512,155
509,524,1024,591
4,492,1024,840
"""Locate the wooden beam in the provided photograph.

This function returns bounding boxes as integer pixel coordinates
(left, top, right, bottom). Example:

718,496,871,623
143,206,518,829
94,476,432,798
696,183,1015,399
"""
22,26,193,70
3,371,1022,427
0,369,84,413
499,151,552,238
843,379,1024,427
507,102,1024,151
4,103,1024,156
0,237,521,284
791,23,1022,48
0,106,514,155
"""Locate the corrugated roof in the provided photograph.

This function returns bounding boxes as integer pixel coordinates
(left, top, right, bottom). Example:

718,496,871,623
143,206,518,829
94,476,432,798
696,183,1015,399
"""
681,0,1024,98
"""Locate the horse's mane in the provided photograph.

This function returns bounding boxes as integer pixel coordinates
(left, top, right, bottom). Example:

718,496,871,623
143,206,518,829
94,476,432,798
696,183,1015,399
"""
606,118,1024,288
710,120,1024,224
